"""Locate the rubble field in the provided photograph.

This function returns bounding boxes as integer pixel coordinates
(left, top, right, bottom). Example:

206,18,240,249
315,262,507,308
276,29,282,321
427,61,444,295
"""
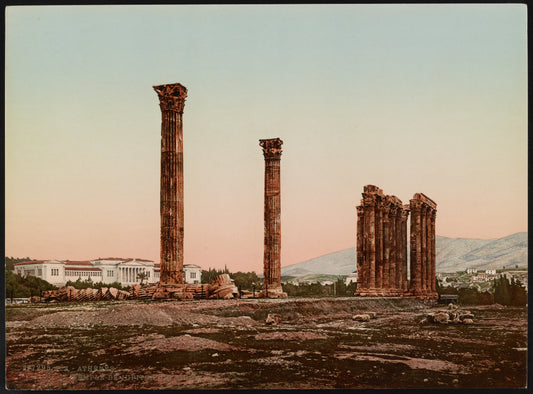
5,297,527,389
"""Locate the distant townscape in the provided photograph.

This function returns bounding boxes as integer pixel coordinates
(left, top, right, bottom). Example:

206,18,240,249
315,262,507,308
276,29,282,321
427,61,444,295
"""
280,232,527,282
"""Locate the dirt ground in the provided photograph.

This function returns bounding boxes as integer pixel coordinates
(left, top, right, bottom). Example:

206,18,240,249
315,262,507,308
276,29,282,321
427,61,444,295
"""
5,297,527,389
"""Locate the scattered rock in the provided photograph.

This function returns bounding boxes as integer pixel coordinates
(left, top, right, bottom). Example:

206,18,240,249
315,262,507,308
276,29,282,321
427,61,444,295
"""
266,313,282,325
353,314,371,322
463,318,474,325
433,312,450,324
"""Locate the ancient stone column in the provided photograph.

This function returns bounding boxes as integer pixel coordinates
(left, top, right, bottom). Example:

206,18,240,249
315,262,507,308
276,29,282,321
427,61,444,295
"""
409,200,422,295
154,83,187,285
430,210,437,298
401,206,410,293
259,138,286,298
421,205,427,295
355,205,365,295
366,197,377,292
381,200,390,294
425,205,432,296
394,205,402,294
409,193,437,298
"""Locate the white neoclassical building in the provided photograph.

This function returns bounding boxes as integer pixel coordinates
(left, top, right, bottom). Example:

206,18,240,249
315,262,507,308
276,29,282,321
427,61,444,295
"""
14,258,203,287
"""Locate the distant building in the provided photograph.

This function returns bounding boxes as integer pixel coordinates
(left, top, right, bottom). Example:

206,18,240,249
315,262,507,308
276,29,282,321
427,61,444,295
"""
14,258,203,287
466,268,478,274
184,264,202,284
320,280,334,286
345,272,358,286
485,269,496,275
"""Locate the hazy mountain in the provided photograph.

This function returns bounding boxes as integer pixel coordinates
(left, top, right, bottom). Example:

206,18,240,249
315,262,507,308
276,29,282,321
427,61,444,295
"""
281,232,527,277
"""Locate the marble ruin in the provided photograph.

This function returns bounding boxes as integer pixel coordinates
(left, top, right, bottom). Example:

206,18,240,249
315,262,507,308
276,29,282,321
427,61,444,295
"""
409,193,438,299
153,83,187,285
259,138,287,298
356,185,437,299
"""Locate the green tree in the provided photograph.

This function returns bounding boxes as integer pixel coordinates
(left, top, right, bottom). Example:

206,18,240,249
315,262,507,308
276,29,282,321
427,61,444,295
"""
201,267,230,284
229,271,260,291
5,270,57,298
494,275,512,305
137,272,147,285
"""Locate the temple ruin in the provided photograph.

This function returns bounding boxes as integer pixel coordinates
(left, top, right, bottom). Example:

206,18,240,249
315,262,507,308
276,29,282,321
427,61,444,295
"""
356,185,437,299
408,193,438,299
153,83,187,285
259,138,287,298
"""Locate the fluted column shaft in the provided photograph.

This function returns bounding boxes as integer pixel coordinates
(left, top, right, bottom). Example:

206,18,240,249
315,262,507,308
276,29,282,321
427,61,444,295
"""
260,138,283,295
430,211,437,293
421,206,427,293
401,207,409,292
154,83,187,285
375,199,382,290
382,205,390,292
356,206,365,292
409,203,422,294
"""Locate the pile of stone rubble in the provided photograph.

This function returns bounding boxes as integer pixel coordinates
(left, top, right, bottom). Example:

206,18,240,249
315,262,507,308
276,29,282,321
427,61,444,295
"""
422,303,474,325
34,274,239,302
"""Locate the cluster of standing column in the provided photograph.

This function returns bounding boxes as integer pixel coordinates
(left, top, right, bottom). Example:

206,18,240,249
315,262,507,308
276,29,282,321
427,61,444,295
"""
355,185,437,299
408,193,438,298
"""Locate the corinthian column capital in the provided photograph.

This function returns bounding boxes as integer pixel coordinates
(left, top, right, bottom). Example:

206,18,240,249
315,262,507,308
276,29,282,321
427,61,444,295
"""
153,83,188,113
259,138,283,159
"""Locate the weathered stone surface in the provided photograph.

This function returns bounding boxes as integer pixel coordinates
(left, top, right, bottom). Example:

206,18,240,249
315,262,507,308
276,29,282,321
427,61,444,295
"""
356,185,406,297
409,193,437,299
433,312,450,324
154,83,188,285
259,138,287,299
265,313,282,325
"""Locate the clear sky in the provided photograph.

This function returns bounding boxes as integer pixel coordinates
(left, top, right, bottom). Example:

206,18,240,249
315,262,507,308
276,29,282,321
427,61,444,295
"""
5,5,527,273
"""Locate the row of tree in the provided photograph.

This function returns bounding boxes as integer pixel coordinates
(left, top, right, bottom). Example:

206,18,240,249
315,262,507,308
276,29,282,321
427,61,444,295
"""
5,269,57,298
201,267,261,291
282,279,357,297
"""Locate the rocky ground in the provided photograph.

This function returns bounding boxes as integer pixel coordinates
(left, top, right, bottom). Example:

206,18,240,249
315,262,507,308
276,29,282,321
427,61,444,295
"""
5,297,527,389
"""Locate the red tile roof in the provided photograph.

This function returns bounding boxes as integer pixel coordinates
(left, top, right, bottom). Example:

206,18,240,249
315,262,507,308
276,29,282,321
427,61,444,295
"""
96,257,127,261
65,267,102,272
14,260,63,266
64,260,93,266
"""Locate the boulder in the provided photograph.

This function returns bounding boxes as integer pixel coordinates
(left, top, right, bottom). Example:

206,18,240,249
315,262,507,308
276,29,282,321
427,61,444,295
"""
433,312,450,324
266,313,282,325
462,318,474,325
353,314,371,322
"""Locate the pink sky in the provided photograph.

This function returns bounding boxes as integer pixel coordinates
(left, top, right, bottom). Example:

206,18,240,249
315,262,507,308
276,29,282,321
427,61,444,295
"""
5,5,527,273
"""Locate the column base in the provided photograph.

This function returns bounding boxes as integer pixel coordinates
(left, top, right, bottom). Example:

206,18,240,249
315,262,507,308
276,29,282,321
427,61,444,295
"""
259,286,287,299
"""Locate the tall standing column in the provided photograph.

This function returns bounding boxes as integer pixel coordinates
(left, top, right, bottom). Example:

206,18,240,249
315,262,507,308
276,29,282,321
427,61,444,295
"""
421,205,427,295
382,202,390,294
401,207,409,293
394,206,402,294
259,138,286,298
355,206,365,295
430,210,437,298
409,201,422,295
154,83,187,285
366,198,377,292
425,205,432,296
375,198,384,292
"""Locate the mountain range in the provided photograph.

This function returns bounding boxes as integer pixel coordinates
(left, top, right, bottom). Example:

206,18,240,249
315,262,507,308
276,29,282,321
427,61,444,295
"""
281,232,527,278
